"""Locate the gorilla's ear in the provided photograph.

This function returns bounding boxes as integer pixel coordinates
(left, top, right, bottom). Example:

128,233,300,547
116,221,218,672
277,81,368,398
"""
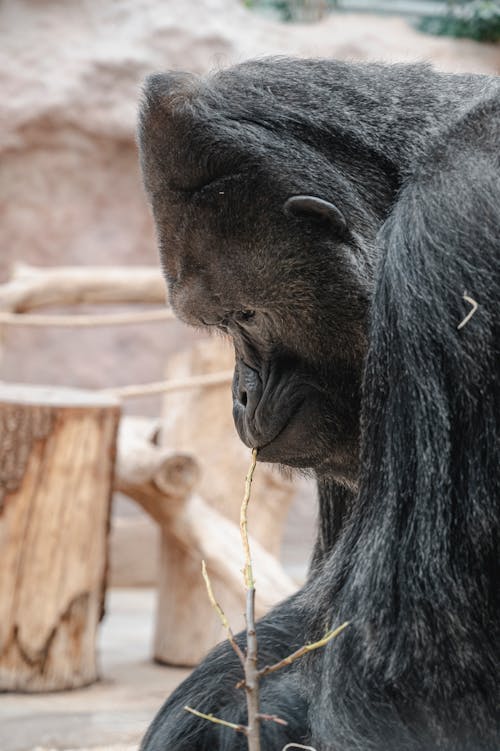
283,195,348,235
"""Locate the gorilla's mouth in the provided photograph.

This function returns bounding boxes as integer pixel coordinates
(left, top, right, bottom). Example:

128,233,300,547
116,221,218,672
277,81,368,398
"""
253,419,296,460
236,397,318,467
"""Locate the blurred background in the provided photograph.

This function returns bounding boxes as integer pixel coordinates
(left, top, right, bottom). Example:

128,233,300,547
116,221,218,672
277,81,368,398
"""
0,2,498,750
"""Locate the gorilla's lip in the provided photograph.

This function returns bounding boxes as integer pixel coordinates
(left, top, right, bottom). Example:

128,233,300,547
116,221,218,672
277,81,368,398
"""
256,444,311,465
253,398,307,459
235,397,296,450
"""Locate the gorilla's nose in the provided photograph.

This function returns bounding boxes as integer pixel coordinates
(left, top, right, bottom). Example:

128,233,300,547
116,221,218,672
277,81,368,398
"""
232,361,263,445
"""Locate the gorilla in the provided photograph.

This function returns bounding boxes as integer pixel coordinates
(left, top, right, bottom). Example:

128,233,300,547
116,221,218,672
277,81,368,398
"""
138,59,499,751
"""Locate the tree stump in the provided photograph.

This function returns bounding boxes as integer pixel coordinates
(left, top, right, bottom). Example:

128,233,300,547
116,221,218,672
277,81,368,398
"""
0,384,120,692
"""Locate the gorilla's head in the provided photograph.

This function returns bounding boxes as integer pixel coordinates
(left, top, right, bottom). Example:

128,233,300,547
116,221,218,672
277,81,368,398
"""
139,60,398,484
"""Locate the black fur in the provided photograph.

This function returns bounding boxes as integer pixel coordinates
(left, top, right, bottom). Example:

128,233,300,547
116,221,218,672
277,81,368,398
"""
138,59,500,750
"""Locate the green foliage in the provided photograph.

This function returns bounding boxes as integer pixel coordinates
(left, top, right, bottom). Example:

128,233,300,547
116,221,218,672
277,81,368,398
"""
245,0,500,39
244,0,289,21
244,0,338,22
418,1,500,42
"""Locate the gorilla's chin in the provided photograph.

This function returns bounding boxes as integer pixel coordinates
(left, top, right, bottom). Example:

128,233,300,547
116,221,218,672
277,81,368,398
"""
255,442,313,467
255,415,360,486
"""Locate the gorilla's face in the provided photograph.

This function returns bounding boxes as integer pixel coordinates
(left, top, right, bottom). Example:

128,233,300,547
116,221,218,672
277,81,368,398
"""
139,65,395,483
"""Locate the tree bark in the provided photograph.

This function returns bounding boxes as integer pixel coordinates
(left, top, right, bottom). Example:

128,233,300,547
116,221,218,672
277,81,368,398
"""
0,384,120,692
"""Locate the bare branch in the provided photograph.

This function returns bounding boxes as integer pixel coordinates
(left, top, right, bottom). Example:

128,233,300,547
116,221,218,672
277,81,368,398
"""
240,448,258,589
201,560,245,666
240,448,261,751
184,706,248,735
257,621,350,680
189,447,336,751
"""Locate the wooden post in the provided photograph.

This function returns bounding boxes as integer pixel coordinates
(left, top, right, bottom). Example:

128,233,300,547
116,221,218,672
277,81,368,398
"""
153,339,296,666
0,384,120,692
114,416,296,667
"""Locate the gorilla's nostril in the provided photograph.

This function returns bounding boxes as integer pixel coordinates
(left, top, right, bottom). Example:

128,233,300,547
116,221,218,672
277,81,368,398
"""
234,361,262,422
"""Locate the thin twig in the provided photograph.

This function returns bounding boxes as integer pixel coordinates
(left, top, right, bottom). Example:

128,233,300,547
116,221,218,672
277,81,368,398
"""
0,309,175,327
240,448,261,751
240,449,258,589
201,560,245,666
189,449,343,750
184,706,248,735
257,621,350,680
457,292,478,330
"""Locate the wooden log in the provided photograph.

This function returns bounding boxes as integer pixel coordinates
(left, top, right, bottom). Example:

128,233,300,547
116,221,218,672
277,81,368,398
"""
0,263,166,312
0,384,120,692
114,416,295,667
115,416,200,497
